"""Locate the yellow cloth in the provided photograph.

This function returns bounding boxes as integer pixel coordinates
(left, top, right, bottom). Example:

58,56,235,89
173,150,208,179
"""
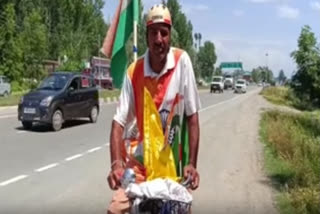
143,87,178,181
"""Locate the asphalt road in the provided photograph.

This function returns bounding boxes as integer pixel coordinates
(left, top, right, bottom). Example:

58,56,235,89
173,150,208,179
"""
0,86,276,214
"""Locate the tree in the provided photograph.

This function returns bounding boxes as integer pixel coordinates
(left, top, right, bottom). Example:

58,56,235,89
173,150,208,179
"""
197,41,217,81
251,68,261,83
291,25,320,106
0,3,23,82
167,0,194,53
251,66,274,83
278,70,286,85
20,9,48,83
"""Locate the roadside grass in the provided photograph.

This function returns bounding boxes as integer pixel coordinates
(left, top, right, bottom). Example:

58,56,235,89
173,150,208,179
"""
0,91,25,106
260,110,320,214
99,89,120,100
197,85,210,90
0,89,121,107
260,86,292,107
260,86,319,111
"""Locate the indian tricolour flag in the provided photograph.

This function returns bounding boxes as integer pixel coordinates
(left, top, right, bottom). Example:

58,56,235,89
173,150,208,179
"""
101,0,139,88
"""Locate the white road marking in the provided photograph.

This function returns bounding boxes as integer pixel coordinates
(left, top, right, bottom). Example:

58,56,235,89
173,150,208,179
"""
87,147,102,153
0,175,28,186
105,143,110,146
65,154,83,161
35,163,59,172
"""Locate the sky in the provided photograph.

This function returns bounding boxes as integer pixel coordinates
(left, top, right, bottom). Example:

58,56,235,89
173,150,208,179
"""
102,0,320,78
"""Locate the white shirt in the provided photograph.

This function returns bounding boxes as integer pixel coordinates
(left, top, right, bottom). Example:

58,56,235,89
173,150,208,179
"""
114,47,201,132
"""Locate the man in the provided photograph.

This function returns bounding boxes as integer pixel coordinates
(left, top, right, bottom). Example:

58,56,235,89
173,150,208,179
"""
107,4,201,213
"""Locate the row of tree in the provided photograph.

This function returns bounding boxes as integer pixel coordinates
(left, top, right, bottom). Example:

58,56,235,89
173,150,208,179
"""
0,0,219,90
0,0,107,89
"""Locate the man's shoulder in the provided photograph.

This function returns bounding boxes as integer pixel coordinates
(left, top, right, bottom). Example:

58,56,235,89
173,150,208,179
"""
171,47,185,55
127,56,145,79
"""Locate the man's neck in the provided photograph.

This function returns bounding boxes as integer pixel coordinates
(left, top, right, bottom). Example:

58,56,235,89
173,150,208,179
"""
149,54,167,74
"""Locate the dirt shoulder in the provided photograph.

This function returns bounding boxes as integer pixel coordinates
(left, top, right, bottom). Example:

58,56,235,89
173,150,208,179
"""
193,90,278,214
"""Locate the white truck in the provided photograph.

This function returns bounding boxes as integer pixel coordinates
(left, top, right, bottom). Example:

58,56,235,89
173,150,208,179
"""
0,76,11,97
210,76,224,93
224,74,234,90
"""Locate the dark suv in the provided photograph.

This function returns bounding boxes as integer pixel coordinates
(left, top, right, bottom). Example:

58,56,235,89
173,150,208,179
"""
18,72,99,131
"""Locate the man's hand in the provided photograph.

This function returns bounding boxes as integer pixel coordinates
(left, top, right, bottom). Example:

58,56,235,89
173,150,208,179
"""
183,164,200,190
107,163,125,190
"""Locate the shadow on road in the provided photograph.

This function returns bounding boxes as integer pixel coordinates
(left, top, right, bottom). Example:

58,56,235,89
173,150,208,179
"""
15,119,91,133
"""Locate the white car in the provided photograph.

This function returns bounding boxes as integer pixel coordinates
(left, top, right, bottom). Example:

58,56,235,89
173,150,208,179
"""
0,76,11,97
234,79,247,93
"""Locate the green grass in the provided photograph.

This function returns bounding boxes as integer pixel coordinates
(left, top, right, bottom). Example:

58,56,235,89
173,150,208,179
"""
260,110,320,214
197,85,210,90
99,89,121,100
260,86,292,107
0,94,23,106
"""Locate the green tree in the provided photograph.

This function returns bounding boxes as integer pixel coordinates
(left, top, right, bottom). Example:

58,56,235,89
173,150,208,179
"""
0,3,23,82
20,9,48,83
167,0,194,53
291,25,320,106
251,68,261,83
278,69,286,85
251,66,274,83
197,41,217,80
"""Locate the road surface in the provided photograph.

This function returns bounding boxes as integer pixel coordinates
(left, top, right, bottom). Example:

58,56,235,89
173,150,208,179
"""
0,86,277,214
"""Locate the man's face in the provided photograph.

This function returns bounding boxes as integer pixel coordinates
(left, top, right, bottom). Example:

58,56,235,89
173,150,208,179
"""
147,23,171,62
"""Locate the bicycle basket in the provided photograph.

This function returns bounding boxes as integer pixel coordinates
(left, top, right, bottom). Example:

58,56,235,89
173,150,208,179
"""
138,198,191,214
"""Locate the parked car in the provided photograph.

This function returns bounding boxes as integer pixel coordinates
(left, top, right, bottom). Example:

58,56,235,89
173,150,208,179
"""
18,72,99,131
0,76,11,97
234,79,247,93
210,76,224,93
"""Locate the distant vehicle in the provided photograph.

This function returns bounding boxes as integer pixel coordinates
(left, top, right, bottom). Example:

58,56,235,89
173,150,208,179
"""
224,74,234,90
18,72,99,131
234,79,247,93
0,76,11,97
82,56,113,90
210,76,224,93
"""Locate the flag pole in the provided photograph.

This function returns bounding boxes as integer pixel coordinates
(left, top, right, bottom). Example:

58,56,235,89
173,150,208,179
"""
133,20,138,61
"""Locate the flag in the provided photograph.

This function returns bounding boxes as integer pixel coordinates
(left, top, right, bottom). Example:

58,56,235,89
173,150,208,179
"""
101,0,139,88
143,87,178,181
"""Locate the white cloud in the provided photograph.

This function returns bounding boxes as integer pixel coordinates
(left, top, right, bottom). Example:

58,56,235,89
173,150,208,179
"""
277,5,300,19
310,1,320,11
233,9,245,17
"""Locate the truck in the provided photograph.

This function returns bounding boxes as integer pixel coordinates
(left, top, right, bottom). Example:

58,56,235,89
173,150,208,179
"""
210,76,224,93
224,74,234,90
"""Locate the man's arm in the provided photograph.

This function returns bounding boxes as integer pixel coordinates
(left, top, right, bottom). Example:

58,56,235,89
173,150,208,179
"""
110,120,124,169
187,112,200,168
